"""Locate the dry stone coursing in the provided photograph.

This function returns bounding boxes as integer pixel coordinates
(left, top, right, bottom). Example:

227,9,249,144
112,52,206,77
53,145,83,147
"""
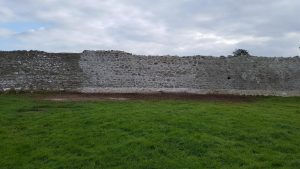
1,50,300,96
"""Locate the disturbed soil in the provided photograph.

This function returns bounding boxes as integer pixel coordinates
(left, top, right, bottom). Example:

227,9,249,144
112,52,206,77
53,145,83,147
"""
37,92,259,102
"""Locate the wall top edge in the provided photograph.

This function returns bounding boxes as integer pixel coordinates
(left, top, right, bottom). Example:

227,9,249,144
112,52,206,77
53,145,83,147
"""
0,50,299,59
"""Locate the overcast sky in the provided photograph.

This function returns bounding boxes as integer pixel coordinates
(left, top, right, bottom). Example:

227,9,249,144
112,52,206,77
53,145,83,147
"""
0,0,299,56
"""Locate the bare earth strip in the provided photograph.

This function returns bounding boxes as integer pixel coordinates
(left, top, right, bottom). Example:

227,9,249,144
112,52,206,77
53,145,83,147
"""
37,93,259,102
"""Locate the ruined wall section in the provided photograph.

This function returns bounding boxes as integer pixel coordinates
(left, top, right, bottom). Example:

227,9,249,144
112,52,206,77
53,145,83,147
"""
1,50,300,96
0,51,84,91
226,56,300,91
79,51,205,90
79,51,300,95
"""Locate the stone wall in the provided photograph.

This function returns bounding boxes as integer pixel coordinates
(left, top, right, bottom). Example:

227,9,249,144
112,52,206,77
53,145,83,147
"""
0,51,83,91
1,50,300,96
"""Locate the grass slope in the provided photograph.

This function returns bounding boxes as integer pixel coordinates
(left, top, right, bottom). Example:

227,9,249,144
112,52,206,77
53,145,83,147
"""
0,94,299,169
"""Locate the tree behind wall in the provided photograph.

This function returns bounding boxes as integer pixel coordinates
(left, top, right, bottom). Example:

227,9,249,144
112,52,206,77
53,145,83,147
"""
233,49,249,56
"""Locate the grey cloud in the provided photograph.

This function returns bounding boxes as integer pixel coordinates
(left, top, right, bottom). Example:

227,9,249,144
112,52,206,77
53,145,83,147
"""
0,0,299,56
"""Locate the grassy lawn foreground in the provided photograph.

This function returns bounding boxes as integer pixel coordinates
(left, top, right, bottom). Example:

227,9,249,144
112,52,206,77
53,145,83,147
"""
0,94,299,169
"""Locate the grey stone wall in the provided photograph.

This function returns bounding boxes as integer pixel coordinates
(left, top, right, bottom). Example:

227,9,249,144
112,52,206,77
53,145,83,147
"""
1,50,300,96
0,51,83,91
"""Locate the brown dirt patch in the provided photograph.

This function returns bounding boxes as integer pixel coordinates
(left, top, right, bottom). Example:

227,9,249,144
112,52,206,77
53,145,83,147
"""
37,92,259,103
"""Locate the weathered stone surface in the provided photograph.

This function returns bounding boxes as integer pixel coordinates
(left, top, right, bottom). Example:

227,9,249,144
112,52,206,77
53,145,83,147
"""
0,51,83,91
1,50,300,96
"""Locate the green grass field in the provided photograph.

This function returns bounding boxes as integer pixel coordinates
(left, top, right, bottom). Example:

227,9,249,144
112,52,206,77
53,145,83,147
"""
0,94,299,169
